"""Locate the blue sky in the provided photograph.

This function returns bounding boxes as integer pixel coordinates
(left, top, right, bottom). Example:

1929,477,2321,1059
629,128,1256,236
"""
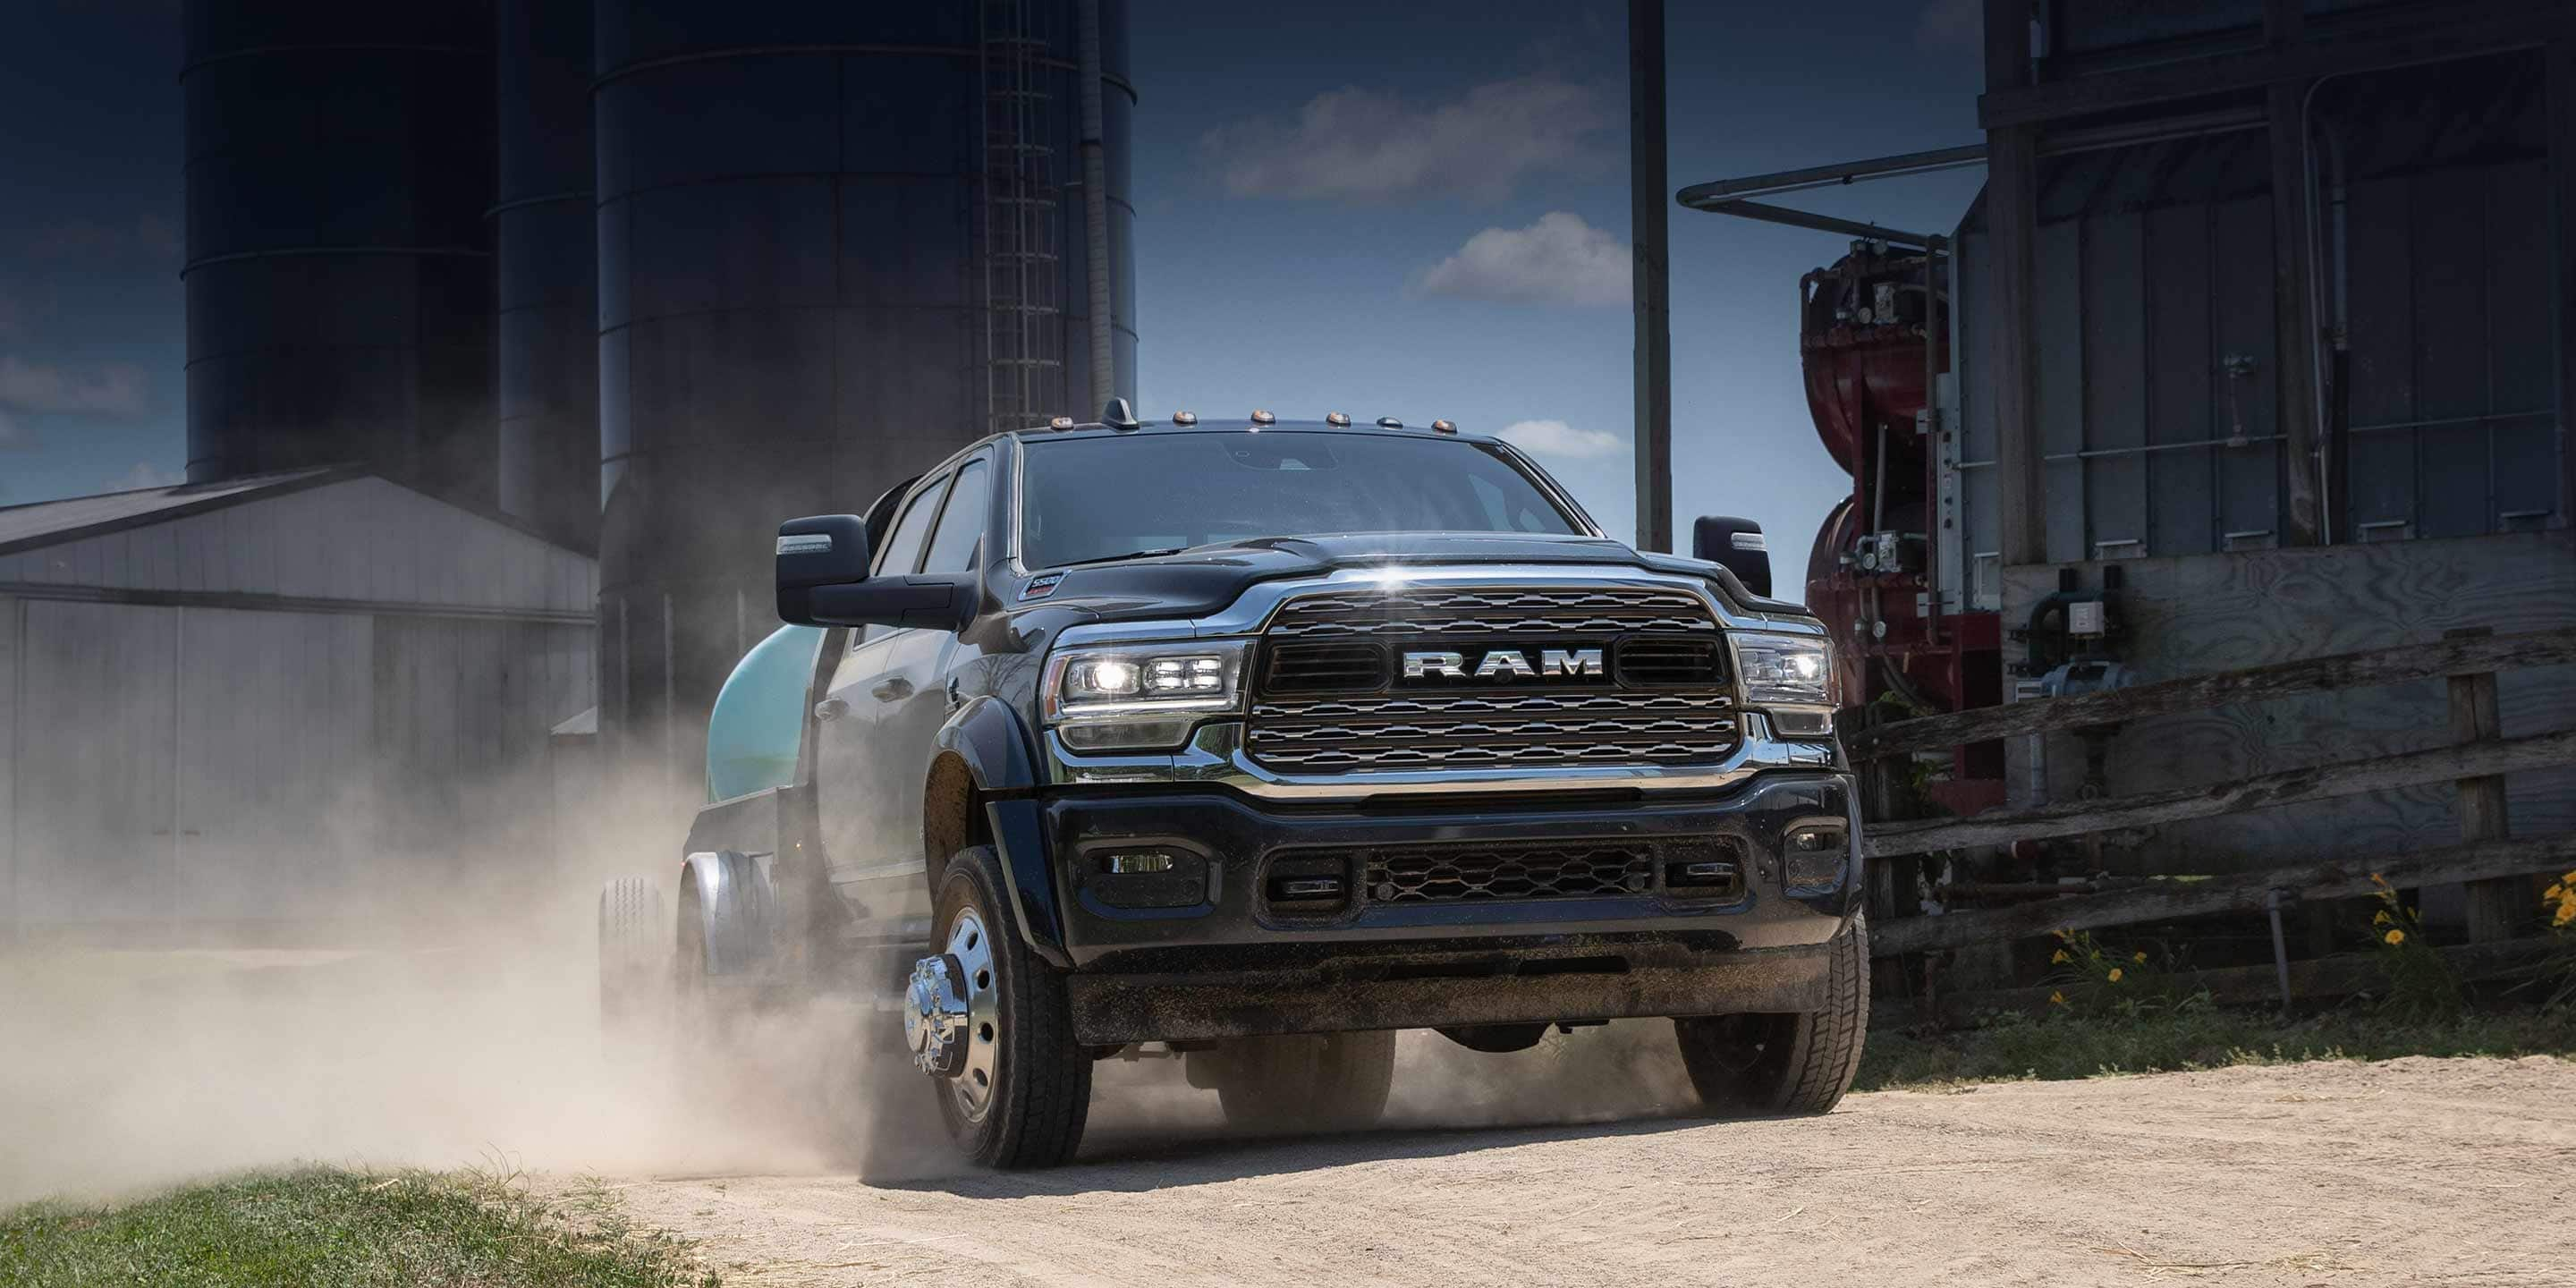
0,0,1989,592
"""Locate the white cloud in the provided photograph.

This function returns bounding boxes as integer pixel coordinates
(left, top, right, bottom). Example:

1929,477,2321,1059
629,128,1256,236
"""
1201,74,1613,203
1499,419,1623,460
0,355,150,415
1417,212,1631,308
105,459,183,493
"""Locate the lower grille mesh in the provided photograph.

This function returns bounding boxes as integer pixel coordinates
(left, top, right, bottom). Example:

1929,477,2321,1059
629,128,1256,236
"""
1365,845,1653,904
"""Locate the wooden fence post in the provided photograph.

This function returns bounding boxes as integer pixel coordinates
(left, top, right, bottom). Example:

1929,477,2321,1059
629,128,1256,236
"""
1854,704,1924,1013
2448,627,2518,942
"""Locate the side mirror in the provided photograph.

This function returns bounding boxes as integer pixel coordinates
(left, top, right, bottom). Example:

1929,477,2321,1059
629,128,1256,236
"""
775,515,975,631
1691,515,1772,598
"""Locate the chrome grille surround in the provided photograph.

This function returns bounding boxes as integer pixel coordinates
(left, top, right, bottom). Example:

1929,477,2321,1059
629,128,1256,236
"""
1264,586,1719,639
1246,583,1740,776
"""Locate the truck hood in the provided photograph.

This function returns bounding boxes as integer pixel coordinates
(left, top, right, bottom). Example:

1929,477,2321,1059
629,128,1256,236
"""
1033,531,1810,623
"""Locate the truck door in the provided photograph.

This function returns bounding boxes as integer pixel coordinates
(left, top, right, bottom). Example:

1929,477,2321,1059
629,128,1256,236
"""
814,470,948,916
854,454,991,928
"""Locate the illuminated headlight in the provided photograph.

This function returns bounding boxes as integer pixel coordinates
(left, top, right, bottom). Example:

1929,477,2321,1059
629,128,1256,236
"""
1043,640,1248,751
1731,632,1836,715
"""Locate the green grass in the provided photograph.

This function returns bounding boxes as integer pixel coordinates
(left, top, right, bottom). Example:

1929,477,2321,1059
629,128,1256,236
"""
0,1168,715,1288
1855,1000,2576,1091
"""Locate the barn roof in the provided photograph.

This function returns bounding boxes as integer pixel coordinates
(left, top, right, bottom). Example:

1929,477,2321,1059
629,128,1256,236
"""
0,468,596,619
0,467,346,557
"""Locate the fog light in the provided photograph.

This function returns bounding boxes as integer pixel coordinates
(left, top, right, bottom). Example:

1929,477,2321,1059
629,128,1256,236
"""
1784,826,1847,889
1087,848,1207,910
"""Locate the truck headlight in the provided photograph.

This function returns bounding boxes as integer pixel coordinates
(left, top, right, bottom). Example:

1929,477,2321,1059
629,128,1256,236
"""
1042,640,1249,751
1731,631,1836,717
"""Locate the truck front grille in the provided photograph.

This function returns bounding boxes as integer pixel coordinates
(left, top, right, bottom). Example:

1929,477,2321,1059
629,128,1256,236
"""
1245,583,1739,775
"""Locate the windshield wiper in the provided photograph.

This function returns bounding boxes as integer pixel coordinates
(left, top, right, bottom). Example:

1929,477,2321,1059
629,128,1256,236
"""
1049,547,1188,568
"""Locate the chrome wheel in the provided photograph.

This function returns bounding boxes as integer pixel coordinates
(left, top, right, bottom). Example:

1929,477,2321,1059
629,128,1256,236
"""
925,905,1001,1123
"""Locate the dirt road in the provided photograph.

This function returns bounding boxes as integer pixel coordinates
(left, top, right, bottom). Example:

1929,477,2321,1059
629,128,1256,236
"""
597,1055,2576,1288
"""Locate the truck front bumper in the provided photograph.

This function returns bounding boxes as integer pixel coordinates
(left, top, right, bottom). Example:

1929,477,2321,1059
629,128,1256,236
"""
1034,771,1860,1045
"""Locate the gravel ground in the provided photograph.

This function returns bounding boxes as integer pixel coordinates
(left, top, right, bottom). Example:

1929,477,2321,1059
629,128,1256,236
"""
592,1055,2576,1288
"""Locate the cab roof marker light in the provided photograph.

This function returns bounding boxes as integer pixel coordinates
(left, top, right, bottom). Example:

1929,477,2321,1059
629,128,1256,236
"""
1376,417,1403,428
1431,419,1458,435
1249,409,1276,427
1047,415,1076,430
1171,410,1198,425
1325,411,1352,427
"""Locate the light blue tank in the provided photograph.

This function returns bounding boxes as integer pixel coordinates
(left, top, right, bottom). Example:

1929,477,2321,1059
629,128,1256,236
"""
706,624,826,802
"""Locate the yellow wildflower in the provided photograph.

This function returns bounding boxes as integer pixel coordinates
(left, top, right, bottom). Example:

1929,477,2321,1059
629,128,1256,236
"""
2384,928,2406,945
2049,990,2067,1006
2132,951,2148,964
2051,949,2070,964
2107,967,2124,983
2548,883,2566,901
2373,910,2391,926
2369,872,2388,886
2555,902,2575,928
2562,869,2576,885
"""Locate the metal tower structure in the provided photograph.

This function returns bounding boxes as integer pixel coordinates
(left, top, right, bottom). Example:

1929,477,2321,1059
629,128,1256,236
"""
980,0,1065,433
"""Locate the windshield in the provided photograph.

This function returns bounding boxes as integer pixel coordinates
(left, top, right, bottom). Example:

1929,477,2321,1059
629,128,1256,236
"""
1018,431,1584,568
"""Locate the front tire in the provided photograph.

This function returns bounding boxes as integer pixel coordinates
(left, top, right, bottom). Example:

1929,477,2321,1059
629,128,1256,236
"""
927,845,1091,1168
1674,911,1870,1116
1200,1031,1397,1134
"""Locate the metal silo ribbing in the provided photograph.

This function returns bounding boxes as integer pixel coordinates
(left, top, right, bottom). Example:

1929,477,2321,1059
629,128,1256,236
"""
182,0,497,506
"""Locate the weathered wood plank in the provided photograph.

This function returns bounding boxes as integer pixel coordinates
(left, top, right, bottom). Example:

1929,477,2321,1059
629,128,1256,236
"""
1868,730,2576,859
1872,936,2561,1030
1846,624,2576,758
1869,831,2576,956
2002,532,2576,877
2451,630,2520,941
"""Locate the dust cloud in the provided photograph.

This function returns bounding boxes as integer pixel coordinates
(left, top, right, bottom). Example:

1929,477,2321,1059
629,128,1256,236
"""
2,770,1705,1207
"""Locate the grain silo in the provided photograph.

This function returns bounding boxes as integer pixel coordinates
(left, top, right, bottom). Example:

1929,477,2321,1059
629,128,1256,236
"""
591,0,1137,793
495,0,602,552
181,0,498,508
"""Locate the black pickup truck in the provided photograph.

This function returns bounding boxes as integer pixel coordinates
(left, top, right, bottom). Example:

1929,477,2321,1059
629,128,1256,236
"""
601,408,1866,1169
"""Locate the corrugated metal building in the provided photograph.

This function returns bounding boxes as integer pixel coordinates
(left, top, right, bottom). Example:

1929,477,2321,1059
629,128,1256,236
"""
0,470,594,943
1948,0,2576,887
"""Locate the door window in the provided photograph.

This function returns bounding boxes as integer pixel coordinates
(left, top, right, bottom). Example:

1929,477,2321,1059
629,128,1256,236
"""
922,459,990,572
860,474,949,643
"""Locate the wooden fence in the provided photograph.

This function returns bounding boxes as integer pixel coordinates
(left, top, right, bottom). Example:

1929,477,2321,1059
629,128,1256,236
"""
1849,624,2576,1003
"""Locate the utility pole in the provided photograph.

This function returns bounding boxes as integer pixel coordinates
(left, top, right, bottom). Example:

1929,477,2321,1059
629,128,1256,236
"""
1630,0,1672,553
